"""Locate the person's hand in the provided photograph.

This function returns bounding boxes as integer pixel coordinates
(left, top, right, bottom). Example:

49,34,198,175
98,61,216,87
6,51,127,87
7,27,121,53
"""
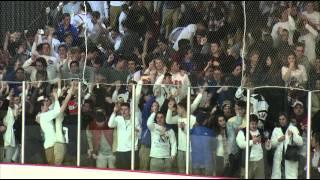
145,31,153,40
17,45,25,54
213,60,220,67
87,149,94,158
288,130,293,137
278,135,286,142
114,104,120,113
253,135,261,144
0,126,6,133
179,122,186,130
107,54,115,63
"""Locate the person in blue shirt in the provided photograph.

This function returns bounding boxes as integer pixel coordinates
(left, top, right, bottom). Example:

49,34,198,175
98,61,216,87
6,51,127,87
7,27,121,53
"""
191,111,216,176
56,13,79,45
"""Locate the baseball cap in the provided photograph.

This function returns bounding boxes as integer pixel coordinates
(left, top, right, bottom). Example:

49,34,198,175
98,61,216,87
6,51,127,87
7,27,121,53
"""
292,100,304,108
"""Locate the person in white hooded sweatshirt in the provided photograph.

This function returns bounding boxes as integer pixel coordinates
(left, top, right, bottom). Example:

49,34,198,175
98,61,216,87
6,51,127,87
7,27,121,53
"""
270,112,303,179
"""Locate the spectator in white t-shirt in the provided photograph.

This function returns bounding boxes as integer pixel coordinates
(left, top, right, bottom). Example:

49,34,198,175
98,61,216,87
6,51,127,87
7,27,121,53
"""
147,109,177,173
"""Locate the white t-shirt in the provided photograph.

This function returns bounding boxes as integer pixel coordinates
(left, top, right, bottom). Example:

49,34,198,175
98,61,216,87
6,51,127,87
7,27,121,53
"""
147,113,177,158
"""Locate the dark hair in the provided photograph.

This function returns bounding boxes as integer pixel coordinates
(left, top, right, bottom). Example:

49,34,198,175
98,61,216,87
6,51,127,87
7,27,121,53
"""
284,51,298,69
177,98,187,110
62,13,70,20
92,11,101,19
249,114,259,123
279,112,288,119
121,4,129,11
36,57,48,68
95,109,106,122
84,99,94,108
36,43,51,53
15,67,24,73
121,103,130,109
80,2,92,13
155,112,165,122
164,72,172,78
295,42,305,49
213,114,227,137
58,44,68,51
313,131,320,145
235,100,246,109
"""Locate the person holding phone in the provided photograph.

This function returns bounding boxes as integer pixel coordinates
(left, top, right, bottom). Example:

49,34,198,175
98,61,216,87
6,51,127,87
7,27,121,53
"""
236,114,269,179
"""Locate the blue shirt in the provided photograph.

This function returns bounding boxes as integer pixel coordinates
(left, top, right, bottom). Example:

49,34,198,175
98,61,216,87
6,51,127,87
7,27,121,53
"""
191,126,216,168
56,23,79,45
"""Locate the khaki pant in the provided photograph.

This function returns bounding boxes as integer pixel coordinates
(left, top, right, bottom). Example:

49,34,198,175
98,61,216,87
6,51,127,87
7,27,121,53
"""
109,6,122,28
4,146,16,162
45,147,55,165
177,150,192,174
54,143,66,165
0,146,4,162
45,143,66,165
249,158,265,179
150,158,172,172
96,154,116,169
139,145,151,171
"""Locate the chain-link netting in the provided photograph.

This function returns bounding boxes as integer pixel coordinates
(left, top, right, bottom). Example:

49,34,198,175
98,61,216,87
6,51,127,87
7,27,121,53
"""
1,1,320,179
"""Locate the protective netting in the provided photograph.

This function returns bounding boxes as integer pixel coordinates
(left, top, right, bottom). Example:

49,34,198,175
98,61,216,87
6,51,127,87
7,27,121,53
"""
0,1,320,179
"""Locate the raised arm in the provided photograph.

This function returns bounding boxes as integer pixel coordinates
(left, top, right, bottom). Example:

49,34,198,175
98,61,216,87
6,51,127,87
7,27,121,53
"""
166,100,179,125
147,112,156,131
59,82,77,114
108,105,119,128
191,89,204,113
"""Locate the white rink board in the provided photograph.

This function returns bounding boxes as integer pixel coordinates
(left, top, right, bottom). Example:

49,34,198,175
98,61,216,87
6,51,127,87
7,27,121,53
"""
0,164,222,179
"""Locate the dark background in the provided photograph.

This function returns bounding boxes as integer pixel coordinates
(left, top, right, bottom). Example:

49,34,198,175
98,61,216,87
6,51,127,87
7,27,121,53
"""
0,1,59,44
